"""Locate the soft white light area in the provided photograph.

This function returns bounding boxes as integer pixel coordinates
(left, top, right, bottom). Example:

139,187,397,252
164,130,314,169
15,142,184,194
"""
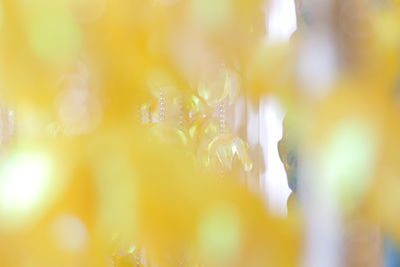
0,152,52,222
260,97,291,217
245,101,259,147
251,0,296,215
267,0,297,43
53,214,88,253
298,34,337,99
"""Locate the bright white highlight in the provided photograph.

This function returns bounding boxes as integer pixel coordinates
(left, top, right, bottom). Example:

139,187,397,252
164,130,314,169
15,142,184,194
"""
267,0,297,43
260,97,291,217
0,151,53,229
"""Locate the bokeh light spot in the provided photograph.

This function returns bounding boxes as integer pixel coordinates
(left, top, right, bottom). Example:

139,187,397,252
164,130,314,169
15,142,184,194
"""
0,150,53,229
28,12,81,64
52,214,88,253
190,0,233,31
198,204,242,262
320,119,379,208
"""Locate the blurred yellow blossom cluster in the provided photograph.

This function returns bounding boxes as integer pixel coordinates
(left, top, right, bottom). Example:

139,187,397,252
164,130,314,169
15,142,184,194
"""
0,0,400,266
